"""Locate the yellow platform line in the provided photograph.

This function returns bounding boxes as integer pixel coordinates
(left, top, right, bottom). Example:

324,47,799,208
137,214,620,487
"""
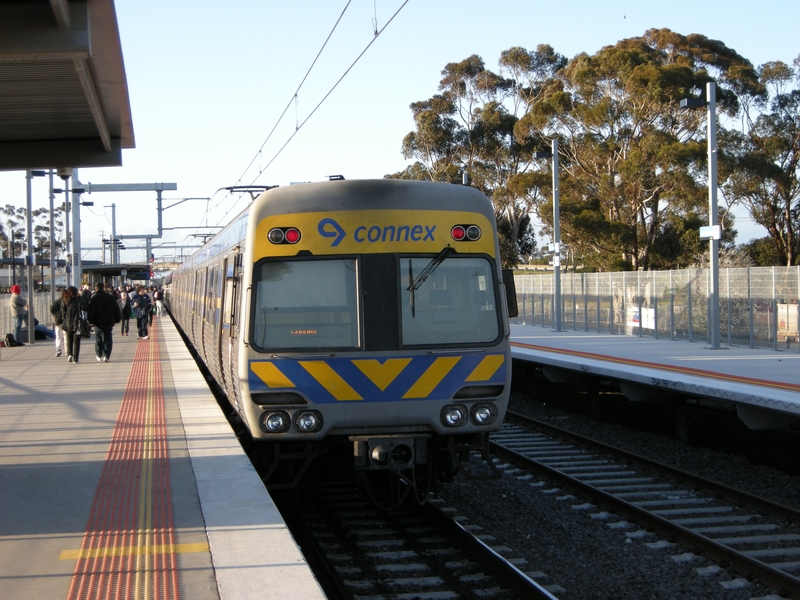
60,542,210,560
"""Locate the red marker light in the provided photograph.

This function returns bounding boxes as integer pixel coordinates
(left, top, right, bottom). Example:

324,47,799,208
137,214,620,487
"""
451,225,466,241
284,228,301,244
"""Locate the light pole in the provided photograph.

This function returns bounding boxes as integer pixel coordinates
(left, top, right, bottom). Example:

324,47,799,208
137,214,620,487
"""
681,81,721,349
535,139,562,332
26,169,46,345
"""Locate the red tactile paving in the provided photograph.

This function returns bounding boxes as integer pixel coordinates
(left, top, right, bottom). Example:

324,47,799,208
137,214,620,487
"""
65,323,180,600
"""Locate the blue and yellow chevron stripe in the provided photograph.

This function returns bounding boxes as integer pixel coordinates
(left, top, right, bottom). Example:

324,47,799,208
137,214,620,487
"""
249,354,506,404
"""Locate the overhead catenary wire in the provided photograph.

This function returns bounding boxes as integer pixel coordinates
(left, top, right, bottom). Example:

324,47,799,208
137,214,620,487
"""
193,0,353,232
200,0,410,232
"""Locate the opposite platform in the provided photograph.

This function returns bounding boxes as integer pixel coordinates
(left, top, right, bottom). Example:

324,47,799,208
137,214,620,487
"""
0,315,325,599
511,324,800,420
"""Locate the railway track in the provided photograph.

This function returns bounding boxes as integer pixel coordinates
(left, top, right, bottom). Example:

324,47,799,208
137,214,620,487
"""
491,410,800,598
274,481,559,600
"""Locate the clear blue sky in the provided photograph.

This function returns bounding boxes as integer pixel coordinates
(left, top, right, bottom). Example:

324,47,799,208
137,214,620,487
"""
2,0,798,264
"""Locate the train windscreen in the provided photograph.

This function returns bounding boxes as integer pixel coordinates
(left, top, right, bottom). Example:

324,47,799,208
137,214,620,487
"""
252,258,360,350
400,256,500,346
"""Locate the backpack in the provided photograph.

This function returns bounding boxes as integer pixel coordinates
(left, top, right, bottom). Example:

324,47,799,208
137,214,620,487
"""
4,333,16,347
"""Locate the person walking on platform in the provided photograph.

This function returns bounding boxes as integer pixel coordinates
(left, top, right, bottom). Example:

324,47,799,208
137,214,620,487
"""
118,291,131,336
79,285,91,320
8,284,28,345
131,285,152,340
88,282,121,362
50,294,66,356
154,286,164,317
146,286,156,326
61,286,82,363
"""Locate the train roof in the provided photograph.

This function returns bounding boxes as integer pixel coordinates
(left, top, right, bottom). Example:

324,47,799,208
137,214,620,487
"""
252,179,494,218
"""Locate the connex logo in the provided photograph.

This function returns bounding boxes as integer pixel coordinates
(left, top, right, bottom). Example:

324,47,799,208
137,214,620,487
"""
318,217,437,247
318,218,346,247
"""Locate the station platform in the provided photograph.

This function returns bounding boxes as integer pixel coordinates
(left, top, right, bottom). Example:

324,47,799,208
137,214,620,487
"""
510,324,800,425
0,316,325,599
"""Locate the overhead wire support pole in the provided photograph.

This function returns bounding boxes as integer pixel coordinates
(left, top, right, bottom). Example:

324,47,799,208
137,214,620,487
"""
552,138,562,333
707,82,721,349
680,83,721,349
48,170,56,307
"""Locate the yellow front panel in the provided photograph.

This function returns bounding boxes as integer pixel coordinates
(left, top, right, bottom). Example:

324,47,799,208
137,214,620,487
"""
254,210,495,259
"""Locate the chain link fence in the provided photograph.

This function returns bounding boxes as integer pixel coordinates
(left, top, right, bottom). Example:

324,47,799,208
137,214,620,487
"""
513,266,800,352
0,291,60,342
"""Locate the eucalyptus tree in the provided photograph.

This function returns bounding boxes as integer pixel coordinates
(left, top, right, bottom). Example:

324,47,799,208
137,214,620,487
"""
393,48,565,267
515,28,760,270
722,57,800,266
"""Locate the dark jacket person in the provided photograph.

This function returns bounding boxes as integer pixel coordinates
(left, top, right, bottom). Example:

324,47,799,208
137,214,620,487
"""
87,282,121,362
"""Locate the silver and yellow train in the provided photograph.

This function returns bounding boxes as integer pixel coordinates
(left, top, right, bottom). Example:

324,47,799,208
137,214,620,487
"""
166,179,516,495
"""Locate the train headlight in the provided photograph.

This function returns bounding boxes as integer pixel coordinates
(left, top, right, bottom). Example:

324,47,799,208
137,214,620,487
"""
261,411,290,433
295,410,323,433
441,405,467,427
471,403,497,426
451,225,466,241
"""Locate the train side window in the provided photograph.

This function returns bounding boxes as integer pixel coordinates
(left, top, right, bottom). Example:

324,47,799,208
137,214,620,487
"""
223,277,235,326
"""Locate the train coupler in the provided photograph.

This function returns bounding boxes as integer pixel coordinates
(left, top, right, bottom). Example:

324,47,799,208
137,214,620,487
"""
445,433,501,480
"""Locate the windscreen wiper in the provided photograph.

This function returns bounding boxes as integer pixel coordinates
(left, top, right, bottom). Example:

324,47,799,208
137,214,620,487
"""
407,247,454,318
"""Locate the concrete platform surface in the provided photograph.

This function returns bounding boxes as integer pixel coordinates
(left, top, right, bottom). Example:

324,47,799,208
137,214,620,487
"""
511,324,800,418
0,316,325,600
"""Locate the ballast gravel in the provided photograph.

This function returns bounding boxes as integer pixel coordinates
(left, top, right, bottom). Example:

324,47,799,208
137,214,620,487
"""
436,392,800,600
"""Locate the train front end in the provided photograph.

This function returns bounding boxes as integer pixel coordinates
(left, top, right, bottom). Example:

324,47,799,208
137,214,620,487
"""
239,180,512,483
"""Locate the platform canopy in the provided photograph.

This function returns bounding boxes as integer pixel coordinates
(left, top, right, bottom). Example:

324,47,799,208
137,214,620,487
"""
0,0,134,170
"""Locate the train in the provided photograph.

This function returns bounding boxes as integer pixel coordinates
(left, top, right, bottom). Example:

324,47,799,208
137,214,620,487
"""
165,178,517,503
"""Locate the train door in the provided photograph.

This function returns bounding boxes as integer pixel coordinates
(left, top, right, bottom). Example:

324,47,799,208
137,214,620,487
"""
200,266,209,364
223,250,242,409
216,256,230,393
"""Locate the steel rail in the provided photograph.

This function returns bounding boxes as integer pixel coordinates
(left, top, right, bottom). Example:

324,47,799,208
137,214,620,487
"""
491,411,800,598
423,500,559,600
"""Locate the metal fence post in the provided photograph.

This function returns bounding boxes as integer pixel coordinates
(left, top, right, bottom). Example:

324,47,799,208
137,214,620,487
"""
583,273,588,331
772,298,779,352
610,272,615,334
748,268,755,348
688,278,693,342
726,268,732,346
596,275,601,333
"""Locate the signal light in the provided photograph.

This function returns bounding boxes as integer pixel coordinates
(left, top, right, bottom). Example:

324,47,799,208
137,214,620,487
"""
268,227,301,244
284,228,301,244
466,225,481,241
451,224,481,242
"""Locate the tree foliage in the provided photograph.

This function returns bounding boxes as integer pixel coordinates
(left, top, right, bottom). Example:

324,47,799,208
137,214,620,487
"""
0,204,66,259
722,56,800,265
390,29,791,270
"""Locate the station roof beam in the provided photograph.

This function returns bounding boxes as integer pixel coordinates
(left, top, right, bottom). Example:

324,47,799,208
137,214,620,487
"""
0,0,134,170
